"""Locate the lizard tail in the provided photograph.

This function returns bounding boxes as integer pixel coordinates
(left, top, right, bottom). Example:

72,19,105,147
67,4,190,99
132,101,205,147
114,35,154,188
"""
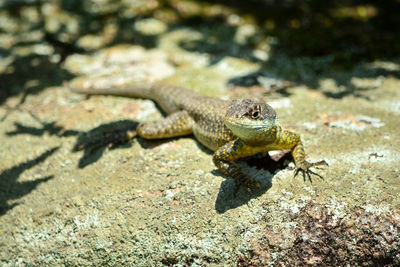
66,82,153,99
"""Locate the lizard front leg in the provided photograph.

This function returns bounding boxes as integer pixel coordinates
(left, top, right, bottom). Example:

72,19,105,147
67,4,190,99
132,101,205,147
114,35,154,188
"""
213,139,261,193
276,129,328,180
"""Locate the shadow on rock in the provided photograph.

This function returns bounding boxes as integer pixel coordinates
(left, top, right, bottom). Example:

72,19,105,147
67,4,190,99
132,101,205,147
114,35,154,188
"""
73,120,138,168
0,146,59,216
214,172,273,214
173,1,400,100
215,152,292,213
0,52,74,111
74,119,202,168
6,111,80,137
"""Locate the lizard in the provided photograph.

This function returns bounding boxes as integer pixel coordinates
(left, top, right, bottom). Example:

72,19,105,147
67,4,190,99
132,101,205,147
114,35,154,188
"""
70,83,327,192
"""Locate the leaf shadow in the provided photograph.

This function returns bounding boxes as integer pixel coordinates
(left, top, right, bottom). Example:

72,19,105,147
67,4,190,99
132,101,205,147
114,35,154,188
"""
6,111,81,137
0,146,59,216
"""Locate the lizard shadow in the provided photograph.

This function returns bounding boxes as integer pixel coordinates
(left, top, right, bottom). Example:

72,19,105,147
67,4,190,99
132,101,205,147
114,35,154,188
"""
74,119,189,168
194,140,292,213
214,152,292,214
73,120,139,168
73,119,292,214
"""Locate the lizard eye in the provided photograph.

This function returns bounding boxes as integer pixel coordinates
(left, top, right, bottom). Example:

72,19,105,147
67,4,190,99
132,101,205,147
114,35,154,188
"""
251,110,260,119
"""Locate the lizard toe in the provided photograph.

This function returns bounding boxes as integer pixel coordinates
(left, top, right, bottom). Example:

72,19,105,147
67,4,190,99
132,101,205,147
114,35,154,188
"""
294,159,328,182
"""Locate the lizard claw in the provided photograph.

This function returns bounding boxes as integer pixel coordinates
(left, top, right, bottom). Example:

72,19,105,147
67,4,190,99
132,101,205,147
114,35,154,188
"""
294,160,328,182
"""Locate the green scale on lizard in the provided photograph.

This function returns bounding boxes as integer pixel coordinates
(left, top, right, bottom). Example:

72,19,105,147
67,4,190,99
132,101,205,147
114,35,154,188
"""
71,84,327,192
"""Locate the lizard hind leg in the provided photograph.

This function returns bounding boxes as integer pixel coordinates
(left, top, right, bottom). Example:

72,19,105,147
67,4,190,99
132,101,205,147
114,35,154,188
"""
137,110,194,139
74,110,193,153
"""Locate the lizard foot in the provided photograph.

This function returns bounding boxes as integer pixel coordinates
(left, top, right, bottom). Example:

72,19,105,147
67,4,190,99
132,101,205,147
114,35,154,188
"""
74,129,137,153
233,176,261,196
294,160,328,182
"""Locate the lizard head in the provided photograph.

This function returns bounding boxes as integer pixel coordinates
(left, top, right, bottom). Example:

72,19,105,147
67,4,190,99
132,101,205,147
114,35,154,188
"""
224,99,278,143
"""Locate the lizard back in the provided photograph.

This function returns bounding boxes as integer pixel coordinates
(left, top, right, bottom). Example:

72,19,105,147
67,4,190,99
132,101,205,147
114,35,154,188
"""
150,85,236,151
71,83,237,151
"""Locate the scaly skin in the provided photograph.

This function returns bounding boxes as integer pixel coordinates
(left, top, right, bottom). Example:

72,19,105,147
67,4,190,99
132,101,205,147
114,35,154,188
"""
70,84,327,192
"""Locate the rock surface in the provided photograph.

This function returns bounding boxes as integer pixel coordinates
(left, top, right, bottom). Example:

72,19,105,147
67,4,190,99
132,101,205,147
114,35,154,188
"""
1,1,399,265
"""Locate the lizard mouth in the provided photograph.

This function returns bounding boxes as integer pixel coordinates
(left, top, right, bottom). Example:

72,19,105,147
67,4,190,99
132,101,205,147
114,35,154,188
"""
224,117,267,130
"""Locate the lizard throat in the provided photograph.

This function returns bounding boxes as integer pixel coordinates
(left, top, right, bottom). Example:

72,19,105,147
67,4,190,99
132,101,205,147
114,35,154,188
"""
224,118,278,144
